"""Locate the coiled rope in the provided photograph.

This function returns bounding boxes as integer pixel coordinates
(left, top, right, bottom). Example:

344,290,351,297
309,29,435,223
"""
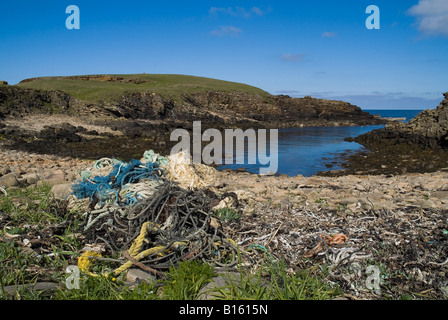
80,181,238,275
72,151,238,278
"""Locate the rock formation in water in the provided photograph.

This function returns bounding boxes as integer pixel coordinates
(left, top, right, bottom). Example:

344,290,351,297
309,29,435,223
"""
355,92,448,150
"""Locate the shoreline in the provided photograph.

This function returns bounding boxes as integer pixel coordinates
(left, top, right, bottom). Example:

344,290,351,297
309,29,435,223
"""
1,109,446,184
1,143,448,299
1,143,447,212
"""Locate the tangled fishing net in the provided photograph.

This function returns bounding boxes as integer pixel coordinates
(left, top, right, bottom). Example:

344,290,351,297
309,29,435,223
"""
70,150,220,207
72,158,164,207
165,151,218,190
69,150,238,276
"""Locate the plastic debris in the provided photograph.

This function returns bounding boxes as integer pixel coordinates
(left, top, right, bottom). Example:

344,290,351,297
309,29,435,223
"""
165,151,218,190
68,150,238,276
72,158,164,206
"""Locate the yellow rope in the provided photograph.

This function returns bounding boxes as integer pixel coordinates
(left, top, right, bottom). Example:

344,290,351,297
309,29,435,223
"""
77,251,103,277
128,222,150,257
78,219,236,278
113,245,165,276
112,219,189,276
113,241,188,276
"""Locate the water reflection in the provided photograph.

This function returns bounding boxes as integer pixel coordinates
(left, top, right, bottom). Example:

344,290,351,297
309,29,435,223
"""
218,125,385,177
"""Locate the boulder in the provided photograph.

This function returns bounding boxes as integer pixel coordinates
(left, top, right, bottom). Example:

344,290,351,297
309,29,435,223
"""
0,173,19,187
197,272,240,300
125,268,155,284
21,172,40,185
45,169,65,181
38,170,66,187
39,125,82,143
50,183,73,200
0,167,11,176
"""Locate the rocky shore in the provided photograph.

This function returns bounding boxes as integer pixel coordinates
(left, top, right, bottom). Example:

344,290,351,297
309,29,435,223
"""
219,169,448,212
355,92,448,151
0,145,90,197
316,92,448,177
1,144,447,299
2,142,448,212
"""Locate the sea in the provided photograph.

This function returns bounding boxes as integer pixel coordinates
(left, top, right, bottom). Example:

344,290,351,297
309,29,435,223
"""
217,110,425,177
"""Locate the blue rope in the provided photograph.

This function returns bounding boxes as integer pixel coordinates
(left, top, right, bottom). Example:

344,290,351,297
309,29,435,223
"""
71,159,164,206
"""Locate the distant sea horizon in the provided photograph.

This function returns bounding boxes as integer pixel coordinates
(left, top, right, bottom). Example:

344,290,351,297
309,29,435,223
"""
363,109,424,123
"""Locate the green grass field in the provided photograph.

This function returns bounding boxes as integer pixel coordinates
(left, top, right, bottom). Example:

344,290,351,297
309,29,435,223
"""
17,74,270,103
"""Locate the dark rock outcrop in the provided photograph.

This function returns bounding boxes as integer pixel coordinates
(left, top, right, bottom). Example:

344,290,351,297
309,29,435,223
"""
0,86,74,117
355,92,448,150
39,123,83,143
0,81,389,160
0,85,385,128
176,91,383,127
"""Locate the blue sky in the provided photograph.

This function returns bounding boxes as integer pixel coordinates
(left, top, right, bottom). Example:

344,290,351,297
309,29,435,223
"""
0,1,447,109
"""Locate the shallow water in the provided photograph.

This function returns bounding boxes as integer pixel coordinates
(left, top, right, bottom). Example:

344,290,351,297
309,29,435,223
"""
218,110,424,177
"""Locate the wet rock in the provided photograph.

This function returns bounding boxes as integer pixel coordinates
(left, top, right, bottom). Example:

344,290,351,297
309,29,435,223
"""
39,125,82,143
85,130,99,136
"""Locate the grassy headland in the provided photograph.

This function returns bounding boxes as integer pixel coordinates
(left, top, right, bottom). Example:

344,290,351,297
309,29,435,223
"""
17,74,270,103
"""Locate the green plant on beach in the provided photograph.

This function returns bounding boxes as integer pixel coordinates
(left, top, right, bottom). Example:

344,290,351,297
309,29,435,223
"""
0,240,70,300
214,207,241,221
315,198,328,206
54,273,126,300
162,260,216,300
214,260,341,300
54,260,215,300
1,183,56,225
